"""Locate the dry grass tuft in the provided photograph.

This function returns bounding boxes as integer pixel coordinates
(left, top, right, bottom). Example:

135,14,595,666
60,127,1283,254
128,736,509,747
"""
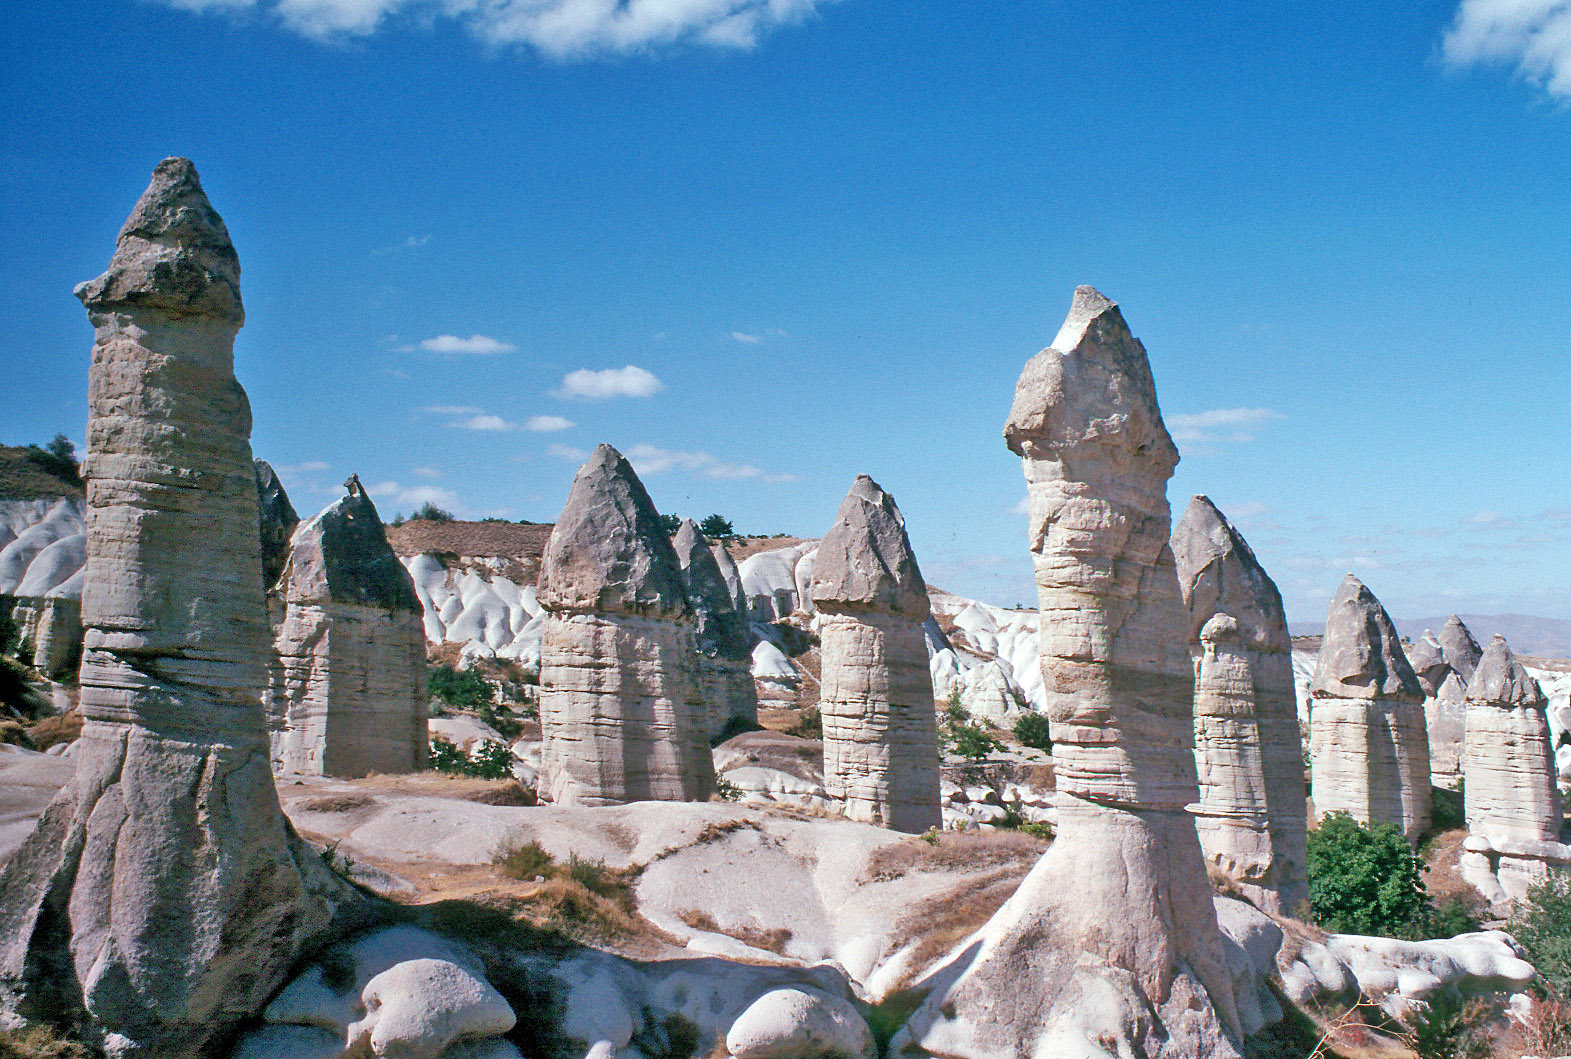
26,711,81,751
463,780,536,806
675,909,793,955
0,1025,92,1059
0,718,33,749
297,793,376,814
864,828,1048,883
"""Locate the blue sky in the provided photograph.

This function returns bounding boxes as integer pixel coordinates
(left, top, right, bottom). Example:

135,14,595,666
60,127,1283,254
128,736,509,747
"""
3,0,1570,625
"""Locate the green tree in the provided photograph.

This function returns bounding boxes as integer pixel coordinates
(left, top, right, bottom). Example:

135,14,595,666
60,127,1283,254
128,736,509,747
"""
24,433,82,485
1013,712,1052,751
1509,870,1571,997
659,513,681,536
428,664,494,708
1307,812,1435,937
413,502,455,522
699,514,734,539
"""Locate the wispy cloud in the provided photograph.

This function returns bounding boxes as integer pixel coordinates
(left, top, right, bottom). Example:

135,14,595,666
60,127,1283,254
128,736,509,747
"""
548,443,590,464
152,0,839,58
1443,0,1571,100
422,404,482,416
412,466,441,479
371,233,432,256
457,414,517,431
275,460,331,475
730,331,762,344
624,443,798,483
368,480,460,512
1011,495,1031,516
557,365,664,400
526,415,575,432
1463,509,1518,529
1164,407,1285,446
401,334,516,355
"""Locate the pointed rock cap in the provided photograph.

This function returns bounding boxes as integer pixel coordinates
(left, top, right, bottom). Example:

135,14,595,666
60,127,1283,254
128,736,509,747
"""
1171,495,1288,652
673,519,751,658
256,459,300,591
1310,573,1423,701
1003,286,1178,475
283,476,418,610
1438,615,1483,684
1406,631,1448,697
1199,612,1242,646
809,474,929,620
1465,635,1545,709
75,157,243,324
538,443,689,616
711,540,747,615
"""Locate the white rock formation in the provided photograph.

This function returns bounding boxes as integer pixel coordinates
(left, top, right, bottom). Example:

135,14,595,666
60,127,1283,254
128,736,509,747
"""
0,159,359,1057
809,475,940,834
673,519,758,740
537,443,715,806
1172,495,1308,916
0,498,87,676
267,477,428,777
898,287,1242,1059
1425,615,1484,789
401,552,543,669
739,541,818,621
1459,635,1568,903
726,987,875,1059
1309,573,1432,842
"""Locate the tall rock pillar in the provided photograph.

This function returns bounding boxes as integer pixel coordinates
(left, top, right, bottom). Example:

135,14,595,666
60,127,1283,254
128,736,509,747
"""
1172,495,1308,916
1309,573,1431,842
808,475,940,834
537,444,716,806
267,476,428,777
672,519,757,741
0,159,357,1057
899,287,1241,1059
1427,615,1483,789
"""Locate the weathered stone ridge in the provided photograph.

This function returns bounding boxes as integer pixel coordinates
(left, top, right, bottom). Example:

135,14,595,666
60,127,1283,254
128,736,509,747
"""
1173,495,1307,917
267,478,427,777
672,518,757,740
900,288,1241,1059
538,444,714,806
1309,574,1431,842
0,158,358,1058
810,476,939,833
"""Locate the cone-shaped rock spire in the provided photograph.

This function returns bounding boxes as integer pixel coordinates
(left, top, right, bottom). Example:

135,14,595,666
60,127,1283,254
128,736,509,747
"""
1408,633,1447,698
537,444,715,805
266,477,427,777
1422,615,1484,787
0,159,360,1057
1309,574,1431,841
256,459,299,591
809,475,939,833
899,288,1241,1059
1439,616,1484,690
672,518,757,739
1172,495,1307,916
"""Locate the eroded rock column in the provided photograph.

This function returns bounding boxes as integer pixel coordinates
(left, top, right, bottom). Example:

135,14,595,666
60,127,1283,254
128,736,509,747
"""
267,476,428,777
1460,635,1567,902
672,519,757,741
1172,495,1309,917
1424,615,1483,789
0,159,358,1057
1309,574,1432,842
808,475,939,834
899,287,1241,1059
537,444,715,806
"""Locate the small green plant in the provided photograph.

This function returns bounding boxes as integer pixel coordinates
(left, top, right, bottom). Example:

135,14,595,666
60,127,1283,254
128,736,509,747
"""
478,701,523,740
1401,993,1496,1059
428,664,494,708
320,841,356,882
939,692,1001,761
428,735,469,772
715,776,743,802
468,740,516,780
1509,869,1571,997
1307,811,1435,938
565,852,616,897
1012,712,1052,752
699,513,734,539
493,836,556,880
412,502,455,521
659,513,681,535
919,827,941,845
785,707,822,739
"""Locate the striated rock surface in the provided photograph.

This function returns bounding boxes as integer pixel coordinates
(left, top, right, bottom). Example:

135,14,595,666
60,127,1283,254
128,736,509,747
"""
1309,574,1431,841
1426,615,1483,788
808,475,939,834
898,287,1242,1059
672,519,757,740
537,444,715,806
1172,495,1308,917
0,159,360,1057
255,459,299,592
266,477,427,777
1459,635,1567,902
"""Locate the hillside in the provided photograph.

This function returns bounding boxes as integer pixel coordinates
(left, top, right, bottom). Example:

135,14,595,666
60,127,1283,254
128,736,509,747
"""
0,445,83,501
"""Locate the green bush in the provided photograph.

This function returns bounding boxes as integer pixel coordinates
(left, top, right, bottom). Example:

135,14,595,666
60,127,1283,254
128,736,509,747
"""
715,776,743,802
1013,712,1052,751
428,736,514,780
429,664,494,708
659,513,681,535
493,836,555,880
699,514,734,539
1307,812,1435,938
1509,870,1571,997
413,502,455,522
939,692,1001,762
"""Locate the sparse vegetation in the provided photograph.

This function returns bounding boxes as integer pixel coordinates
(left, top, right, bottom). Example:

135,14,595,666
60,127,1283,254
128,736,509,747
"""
659,513,681,535
1400,994,1496,1059
939,693,1002,762
428,736,515,780
784,706,822,739
428,664,494,708
486,837,642,942
1012,711,1052,752
1508,869,1571,997
492,836,556,881
412,502,455,522
675,908,792,954
22,434,82,487
715,776,743,802
1307,812,1435,938
0,1025,93,1059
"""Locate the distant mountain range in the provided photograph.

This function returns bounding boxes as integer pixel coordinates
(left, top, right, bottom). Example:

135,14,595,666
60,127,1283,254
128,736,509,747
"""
1288,613,1571,661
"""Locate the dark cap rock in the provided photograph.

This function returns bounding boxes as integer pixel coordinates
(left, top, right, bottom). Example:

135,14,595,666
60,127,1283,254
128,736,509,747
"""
284,476,418,610
1171,495,1288,653
1465,634,1546,709
538,443,690,616
75,157,243,324
256,459,299,590
1310,574,1423,701
809,474,928,620
1438,615,1483,685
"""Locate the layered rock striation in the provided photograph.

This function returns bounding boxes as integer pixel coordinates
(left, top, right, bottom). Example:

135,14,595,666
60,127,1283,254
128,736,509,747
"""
0,159,359,1057
537,444,715,806
1172,495,1308,917
1309,574,1431,842
672,519,757,741
266,476,428,777
1459,635,1567,903
899,287,1242,1059
808,475,939,834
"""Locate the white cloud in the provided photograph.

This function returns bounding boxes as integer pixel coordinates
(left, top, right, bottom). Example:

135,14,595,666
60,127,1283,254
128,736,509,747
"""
1164,407,1285,445
415,334,516,355
368,480,460,511
730,331,762,344
456,414,517,431
422,404,482,415
624,443,797,482
412,466,441,478
153,0,838,57
548,443,590,464
526,415,575,432
276,460,331,474
1444,0,1571,100
1012,495,1031,516
1464,509,1518,529
557,365,664,400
